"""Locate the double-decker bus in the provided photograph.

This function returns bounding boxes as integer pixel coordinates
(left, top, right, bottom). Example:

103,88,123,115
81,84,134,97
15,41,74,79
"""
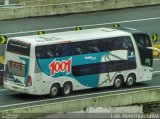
3,27,153,97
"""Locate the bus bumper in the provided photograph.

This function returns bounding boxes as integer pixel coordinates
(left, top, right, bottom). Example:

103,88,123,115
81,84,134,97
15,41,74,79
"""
4,82,32,94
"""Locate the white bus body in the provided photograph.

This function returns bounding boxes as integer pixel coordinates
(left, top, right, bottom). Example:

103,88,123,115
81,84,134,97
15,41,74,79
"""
4,27,153,97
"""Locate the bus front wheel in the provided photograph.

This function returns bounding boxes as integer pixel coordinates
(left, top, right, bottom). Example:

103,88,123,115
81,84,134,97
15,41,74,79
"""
61,82,72,96
49,83,60,98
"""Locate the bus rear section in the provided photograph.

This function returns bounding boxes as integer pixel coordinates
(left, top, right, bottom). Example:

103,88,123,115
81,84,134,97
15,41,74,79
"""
4,39,33,94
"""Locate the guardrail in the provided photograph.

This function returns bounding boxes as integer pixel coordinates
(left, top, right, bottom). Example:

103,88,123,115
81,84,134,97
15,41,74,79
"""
20,0,94,7
1,87,160,118
0,0,160,20
0,4,22,8
0,0,17,5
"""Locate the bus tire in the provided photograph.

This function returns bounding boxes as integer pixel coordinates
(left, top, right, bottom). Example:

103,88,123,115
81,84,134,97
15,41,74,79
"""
61,82,72,96
49,83,60,98
113,75,123,89
126,74,136,87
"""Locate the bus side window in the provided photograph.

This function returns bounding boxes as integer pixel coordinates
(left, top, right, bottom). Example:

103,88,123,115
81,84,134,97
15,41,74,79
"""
115,37,125,50
88,46,100,53
124,37,134,51
55,46,62,57
46,46,55,58
54,43,71,57
61,43,71,57
74,48,83,55
87,40,101,53
116,37,134,51
36,46,45,58
72,41,86,55
102,38,114,51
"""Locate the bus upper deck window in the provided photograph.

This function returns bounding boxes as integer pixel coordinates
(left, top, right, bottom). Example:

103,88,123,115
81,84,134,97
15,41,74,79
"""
36,47,45,58
74,48,83,55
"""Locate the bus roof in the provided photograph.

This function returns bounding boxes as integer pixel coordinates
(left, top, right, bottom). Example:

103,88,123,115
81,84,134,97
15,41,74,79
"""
9,27,133,45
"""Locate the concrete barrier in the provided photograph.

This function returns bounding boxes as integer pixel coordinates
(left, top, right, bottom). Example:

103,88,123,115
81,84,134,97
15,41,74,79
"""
41,106,143,118
1,88,160,118
0,0,160,20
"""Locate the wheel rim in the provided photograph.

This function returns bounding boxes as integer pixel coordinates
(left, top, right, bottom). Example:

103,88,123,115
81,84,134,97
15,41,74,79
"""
64,84,70,95
51,86,58,96
127,76,134,86
114,78,121,88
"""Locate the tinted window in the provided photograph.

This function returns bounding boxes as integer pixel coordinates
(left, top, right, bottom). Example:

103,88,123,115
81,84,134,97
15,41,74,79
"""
71,36,133,56
7,39,30,56
134,34,152,47
133,33,153,67
36,36,133,58
102,36,134,51
36,43,71,58
101,38,114,51
86,40,102,53
72,42,87,55
36,46,45,58
55,44,71,57
72,60,136,76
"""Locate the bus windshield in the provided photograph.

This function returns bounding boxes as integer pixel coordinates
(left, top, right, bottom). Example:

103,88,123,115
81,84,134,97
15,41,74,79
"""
133,33,153,67
7,39,30,56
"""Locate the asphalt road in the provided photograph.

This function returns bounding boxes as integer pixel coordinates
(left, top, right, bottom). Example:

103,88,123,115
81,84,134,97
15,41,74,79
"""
0,5,160,36
0,5,160,111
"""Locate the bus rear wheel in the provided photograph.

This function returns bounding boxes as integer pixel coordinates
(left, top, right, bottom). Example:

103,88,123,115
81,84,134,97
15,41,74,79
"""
49,84,60,98
113,75,123,89
126,74,136,87
61,82,72,96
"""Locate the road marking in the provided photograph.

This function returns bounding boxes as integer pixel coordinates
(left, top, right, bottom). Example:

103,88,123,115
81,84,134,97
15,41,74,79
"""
153,71,160,73
1,16,160,36
153,58,160,61
0,85,160,108
0,89,7,92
